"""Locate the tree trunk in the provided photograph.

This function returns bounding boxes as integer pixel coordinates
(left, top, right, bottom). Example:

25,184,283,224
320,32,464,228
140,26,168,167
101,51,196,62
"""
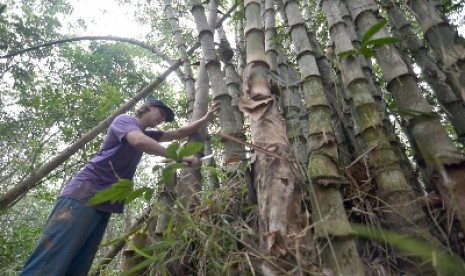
322,0,446,273
406,0,465,103
162,0,196,115
267,0,309,166
176,61,209,209
217,25,246,151
239,0,311,274
264,0,278,74
190,0,245,173
276,47,309,166
283,0,365,274
382,0,465,145
346,0,465,233
343,2,421,191
204,138,219,190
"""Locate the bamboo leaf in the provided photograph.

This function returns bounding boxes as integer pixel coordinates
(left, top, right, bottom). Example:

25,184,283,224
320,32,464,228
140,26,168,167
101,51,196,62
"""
337,49,358,57
352,224,465,274
359,47,374,57
364,37,399,47
127,240,156,260
165,218,174,239
87,179,133,206
178,142,204,158
361,20,387,44
121,257,156,276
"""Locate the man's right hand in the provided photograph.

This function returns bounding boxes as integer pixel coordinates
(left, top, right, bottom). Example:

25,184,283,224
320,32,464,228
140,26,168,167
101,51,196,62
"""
181,156,200,167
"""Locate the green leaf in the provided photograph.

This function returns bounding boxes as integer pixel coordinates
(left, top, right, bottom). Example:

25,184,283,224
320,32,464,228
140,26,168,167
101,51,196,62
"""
161,163,186,184
127,240,156,260
359,47,374,57
125,187,151,204
87,179,133,206
178,142,204,158
161,168,174,184
144,189,154,201
165,218,174,240
337,50,358,57
361,20,387,44
166,142,181,161
364,37,399,47
169,162,186,171
205,165,226,180
352,224,465,275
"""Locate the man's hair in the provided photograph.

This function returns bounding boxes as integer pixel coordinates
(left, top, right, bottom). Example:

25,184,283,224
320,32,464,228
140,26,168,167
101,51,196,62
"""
135,104,151,118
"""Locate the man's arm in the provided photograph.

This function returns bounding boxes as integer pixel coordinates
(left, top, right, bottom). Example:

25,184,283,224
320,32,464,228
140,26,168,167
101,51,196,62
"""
126,130,168,156
159,102,219,142
125,130,198,166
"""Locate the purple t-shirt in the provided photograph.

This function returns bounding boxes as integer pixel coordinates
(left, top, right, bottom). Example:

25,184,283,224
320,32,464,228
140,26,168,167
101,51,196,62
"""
60,114,163,213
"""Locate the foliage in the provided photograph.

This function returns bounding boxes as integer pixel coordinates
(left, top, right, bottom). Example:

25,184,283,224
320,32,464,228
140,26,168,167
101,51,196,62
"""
352,224,465,275
1,0,160,190
3,0,465,274
87,142,204,206
338,20,399,58
442,0,465,14
166,141,204,162
0,0,172,270
312,8,329,47
0,198,54,272
117,181,254,276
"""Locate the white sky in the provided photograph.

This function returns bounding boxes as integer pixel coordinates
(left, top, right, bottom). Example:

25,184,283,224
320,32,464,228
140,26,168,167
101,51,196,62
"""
69,0,464,39
68,0,150,37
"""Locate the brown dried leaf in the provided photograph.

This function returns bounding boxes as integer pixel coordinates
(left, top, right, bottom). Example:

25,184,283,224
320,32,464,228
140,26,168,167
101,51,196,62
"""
238,96,273,121
265,231,287,256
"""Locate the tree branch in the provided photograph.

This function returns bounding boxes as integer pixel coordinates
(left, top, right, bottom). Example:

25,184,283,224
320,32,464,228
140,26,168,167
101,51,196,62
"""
0,42,199,211
0,2,237,211
0,35,175,63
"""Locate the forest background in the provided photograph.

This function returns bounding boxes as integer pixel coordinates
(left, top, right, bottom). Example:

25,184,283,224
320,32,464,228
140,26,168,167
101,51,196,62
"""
1,0,465,275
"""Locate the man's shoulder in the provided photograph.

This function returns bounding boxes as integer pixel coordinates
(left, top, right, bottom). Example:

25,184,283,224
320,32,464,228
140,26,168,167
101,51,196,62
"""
108,114,139,137
112,114,138,126
114,113,136,121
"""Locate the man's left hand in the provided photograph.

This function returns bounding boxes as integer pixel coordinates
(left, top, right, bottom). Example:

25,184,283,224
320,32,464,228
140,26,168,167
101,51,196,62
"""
205,101,220,122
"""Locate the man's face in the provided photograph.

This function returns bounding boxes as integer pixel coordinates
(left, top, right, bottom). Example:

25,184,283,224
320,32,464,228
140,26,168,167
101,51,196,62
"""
147,106,166,127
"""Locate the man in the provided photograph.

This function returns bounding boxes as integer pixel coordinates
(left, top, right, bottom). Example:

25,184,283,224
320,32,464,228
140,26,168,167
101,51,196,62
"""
21,98,219,275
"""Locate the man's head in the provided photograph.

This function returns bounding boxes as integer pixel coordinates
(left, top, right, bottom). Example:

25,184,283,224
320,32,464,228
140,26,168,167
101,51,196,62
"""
135,99,175,123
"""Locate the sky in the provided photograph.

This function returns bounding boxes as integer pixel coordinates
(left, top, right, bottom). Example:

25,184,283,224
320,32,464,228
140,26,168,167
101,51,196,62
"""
68,0,149,37
69,0,464,38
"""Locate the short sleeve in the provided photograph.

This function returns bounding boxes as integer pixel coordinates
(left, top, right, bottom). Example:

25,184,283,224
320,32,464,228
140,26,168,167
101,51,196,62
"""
110,115,140,142
144,130,164,141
